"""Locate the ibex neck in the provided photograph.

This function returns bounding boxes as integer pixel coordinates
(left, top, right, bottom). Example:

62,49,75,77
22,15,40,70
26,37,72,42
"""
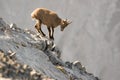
53,18,62,27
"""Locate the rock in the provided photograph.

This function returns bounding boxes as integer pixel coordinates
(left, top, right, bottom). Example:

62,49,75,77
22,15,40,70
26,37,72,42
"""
0,18,6,27
0,18,99,80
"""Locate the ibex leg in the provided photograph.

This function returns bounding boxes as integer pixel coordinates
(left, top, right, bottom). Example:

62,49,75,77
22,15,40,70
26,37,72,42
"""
47,27,51,39
51,27,54,40
47,27,54,40
35,21,45,36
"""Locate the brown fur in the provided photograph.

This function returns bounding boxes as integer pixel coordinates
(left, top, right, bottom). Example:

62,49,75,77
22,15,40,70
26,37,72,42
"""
31,8,71,39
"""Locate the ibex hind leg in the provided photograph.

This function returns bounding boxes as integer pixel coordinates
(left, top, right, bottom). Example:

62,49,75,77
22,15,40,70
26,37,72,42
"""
36,29,46,39
38,30,46,37
35,21,46,37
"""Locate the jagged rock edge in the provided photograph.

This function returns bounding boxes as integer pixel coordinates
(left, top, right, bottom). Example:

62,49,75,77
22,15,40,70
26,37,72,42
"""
0,18,99,80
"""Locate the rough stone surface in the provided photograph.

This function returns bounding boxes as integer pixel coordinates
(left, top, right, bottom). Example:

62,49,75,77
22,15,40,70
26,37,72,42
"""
0,18,99,80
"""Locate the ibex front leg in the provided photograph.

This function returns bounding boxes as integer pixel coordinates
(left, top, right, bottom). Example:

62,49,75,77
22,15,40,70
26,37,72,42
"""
47,27,51,39
47,27,54,40
51,27,54,40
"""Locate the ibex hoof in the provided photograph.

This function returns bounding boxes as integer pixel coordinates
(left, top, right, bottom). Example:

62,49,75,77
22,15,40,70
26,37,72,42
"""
50,37,54,40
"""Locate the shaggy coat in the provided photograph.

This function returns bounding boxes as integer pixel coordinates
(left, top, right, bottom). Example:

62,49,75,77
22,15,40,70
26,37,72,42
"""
31,8,71,39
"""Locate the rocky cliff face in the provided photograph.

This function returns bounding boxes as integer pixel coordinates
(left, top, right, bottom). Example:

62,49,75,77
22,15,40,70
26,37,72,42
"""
0,18,99,80
1,0,120,80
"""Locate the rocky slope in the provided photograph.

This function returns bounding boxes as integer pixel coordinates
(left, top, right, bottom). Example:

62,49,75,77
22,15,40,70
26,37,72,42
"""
0,18,99,80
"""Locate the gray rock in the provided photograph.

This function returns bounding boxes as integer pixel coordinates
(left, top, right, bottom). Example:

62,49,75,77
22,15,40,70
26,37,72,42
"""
0,18,99,80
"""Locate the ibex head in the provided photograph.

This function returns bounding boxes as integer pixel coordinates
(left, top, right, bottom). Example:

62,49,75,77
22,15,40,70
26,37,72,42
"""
60,19,72,31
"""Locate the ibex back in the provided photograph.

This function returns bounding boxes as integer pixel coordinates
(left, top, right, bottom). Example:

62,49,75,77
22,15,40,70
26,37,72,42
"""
31,8,71,40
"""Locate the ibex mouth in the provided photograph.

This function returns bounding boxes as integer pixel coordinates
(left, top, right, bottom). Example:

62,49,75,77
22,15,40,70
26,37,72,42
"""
61,28,64,31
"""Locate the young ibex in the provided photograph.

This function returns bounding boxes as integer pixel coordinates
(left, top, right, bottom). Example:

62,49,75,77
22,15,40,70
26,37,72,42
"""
31,8,71,40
